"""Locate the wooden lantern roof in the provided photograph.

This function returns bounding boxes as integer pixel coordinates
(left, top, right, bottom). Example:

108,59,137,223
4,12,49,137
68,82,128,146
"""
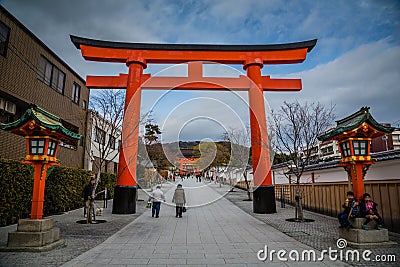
0,104,81,142
318,107,394,142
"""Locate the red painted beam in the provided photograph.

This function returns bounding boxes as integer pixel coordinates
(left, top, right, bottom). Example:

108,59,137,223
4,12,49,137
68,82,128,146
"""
79,45,309,65
86,74,301,91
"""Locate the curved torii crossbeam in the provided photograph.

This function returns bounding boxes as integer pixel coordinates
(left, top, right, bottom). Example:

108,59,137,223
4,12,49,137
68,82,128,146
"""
71,35,317,214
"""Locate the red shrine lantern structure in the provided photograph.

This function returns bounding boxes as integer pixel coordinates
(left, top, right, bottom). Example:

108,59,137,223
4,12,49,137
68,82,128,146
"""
177,158,200,176
318,107,394,201
71,35,317,214
0,104,80,219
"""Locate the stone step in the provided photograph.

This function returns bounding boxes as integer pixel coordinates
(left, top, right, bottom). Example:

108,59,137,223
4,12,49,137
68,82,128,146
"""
17,218,54,232
339,228,389,244
0,218,64,252
349,217,379,229
7,227,60,247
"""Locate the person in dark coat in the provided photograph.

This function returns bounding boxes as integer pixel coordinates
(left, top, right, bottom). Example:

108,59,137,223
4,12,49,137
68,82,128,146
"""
338,191,358,229
82,177,95,217
360,193,383,230
172,184,186,218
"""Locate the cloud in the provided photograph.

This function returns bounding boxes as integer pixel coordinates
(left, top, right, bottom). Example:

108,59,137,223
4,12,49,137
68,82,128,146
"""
266,39,400,124
2,0,399,135
3,0,399,77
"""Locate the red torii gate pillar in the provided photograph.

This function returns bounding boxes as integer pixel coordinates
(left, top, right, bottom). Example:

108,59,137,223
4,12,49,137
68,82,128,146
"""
71,35,317,214
112,60,145,213
245,61,274,212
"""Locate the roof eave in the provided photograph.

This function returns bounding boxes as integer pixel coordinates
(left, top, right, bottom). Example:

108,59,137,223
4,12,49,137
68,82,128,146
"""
70,35,317,52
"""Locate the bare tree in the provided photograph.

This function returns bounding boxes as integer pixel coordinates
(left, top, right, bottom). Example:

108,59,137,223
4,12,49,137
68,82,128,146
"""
87,89,125,195
224,128,252,200
272,101,335,221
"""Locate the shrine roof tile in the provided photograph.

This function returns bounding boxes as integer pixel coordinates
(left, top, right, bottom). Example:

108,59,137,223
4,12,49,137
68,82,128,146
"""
318,107,394,141
0,104,81,140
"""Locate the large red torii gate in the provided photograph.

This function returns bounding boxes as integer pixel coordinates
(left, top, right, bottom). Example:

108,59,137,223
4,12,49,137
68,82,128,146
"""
71,35,317,214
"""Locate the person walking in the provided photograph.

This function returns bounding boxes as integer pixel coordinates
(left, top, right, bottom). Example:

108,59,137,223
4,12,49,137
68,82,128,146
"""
149,185,165,218
172,184,186,218
82,177,96,217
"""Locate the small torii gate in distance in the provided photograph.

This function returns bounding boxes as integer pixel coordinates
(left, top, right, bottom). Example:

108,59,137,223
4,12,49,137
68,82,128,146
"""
71,35,317,214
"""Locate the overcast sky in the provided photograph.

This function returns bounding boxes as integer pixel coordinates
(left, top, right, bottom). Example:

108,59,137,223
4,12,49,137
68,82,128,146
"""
2,0,399,142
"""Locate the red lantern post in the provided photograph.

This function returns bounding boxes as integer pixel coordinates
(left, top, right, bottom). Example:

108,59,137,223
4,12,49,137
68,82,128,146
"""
318,107,394,201
0,105,80,251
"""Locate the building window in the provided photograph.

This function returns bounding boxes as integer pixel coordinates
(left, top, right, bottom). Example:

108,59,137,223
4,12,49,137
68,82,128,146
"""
0,20,10,57
38,56,65,94
51,67,65,94
72,83,80,104
38,56,52,85
82,100,87,110
114,162,118,174
94,127,106,145
353,140,368,156
108,135,116,149
341,141,351,157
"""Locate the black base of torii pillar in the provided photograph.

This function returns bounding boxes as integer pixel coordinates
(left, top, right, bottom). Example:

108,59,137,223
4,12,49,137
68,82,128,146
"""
253,186,277,214
112,186,136,214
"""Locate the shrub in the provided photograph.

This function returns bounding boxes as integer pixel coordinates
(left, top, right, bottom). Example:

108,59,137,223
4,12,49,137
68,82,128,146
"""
0,159,32,226
44,166,93,216
0,158,119,226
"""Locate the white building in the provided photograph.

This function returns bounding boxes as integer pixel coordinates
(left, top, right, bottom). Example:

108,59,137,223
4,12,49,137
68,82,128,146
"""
300,140,341,163
392,129,400,150
302,128,400,163
85,109,121,174
273,149,400,185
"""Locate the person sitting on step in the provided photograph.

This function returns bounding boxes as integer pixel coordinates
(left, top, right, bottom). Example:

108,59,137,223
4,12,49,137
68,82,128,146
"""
360,193,383,230
338,191,359,229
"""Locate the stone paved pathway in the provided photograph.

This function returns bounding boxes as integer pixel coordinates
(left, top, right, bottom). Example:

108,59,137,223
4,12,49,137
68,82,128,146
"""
61,178,346,266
